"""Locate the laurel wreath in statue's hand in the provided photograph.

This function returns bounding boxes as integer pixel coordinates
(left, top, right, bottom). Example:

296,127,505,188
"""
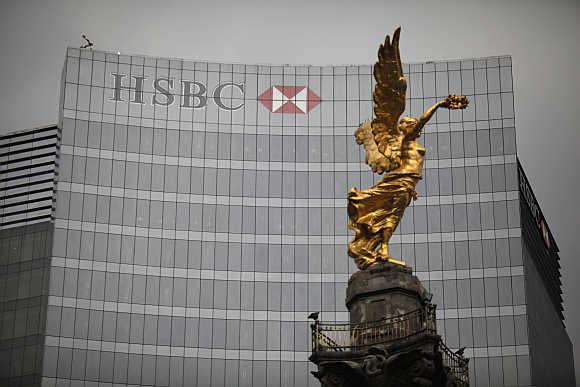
442,95,469,110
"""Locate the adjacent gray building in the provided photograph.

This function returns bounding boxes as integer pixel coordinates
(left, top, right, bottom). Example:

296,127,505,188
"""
0,48,575,386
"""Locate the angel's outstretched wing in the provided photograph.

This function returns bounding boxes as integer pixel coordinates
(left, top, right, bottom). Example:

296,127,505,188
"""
371,27,407,166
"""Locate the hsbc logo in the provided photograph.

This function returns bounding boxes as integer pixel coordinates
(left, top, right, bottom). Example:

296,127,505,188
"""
540,220,551,249
258,86,320,114
109,74,321,115
518,162,555,252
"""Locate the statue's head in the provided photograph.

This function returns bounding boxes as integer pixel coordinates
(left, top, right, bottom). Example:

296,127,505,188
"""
398,117,418,135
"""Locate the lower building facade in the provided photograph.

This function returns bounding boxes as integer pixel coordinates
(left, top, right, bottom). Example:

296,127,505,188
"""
0,48,575,386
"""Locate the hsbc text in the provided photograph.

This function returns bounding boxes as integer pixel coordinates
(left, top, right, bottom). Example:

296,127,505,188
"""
110,73,244,111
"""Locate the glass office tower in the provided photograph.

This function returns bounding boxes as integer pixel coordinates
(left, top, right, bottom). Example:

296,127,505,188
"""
0,48,574,386
0,125,58,386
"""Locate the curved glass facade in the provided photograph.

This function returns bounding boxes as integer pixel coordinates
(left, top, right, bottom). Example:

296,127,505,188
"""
0,47,574,386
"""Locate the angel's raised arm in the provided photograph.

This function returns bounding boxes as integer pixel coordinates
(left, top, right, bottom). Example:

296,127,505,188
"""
412,100,447,137
411,95,470,138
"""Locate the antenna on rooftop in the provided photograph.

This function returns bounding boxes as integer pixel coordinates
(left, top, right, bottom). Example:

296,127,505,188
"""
80,34,94,50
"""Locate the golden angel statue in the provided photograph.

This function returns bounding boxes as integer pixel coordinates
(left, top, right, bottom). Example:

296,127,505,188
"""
348,27,468,270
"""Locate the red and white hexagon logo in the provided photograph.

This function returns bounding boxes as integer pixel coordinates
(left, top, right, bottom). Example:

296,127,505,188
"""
258,86,320,114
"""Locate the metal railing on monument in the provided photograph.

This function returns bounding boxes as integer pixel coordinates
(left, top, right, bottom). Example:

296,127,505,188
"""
310,304,469,384
439,339,470,385
310,304,437,353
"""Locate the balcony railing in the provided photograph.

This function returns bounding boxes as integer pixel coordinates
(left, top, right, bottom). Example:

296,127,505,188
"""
440,340,470,385
311,305,436,353
310,305,469,384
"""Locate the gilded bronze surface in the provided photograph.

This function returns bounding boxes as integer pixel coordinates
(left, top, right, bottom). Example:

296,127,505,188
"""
348,28,468,269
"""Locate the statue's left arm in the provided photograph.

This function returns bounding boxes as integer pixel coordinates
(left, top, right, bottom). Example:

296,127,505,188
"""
413,100,447,137
410,95,470,139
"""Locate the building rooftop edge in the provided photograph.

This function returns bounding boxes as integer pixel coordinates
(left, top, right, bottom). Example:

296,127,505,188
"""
0,124,58,141
64,46,512,69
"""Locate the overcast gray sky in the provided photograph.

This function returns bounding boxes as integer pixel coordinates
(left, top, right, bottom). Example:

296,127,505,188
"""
1,0,578,378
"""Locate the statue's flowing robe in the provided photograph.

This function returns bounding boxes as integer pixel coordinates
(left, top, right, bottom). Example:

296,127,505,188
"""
347,174,419,269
